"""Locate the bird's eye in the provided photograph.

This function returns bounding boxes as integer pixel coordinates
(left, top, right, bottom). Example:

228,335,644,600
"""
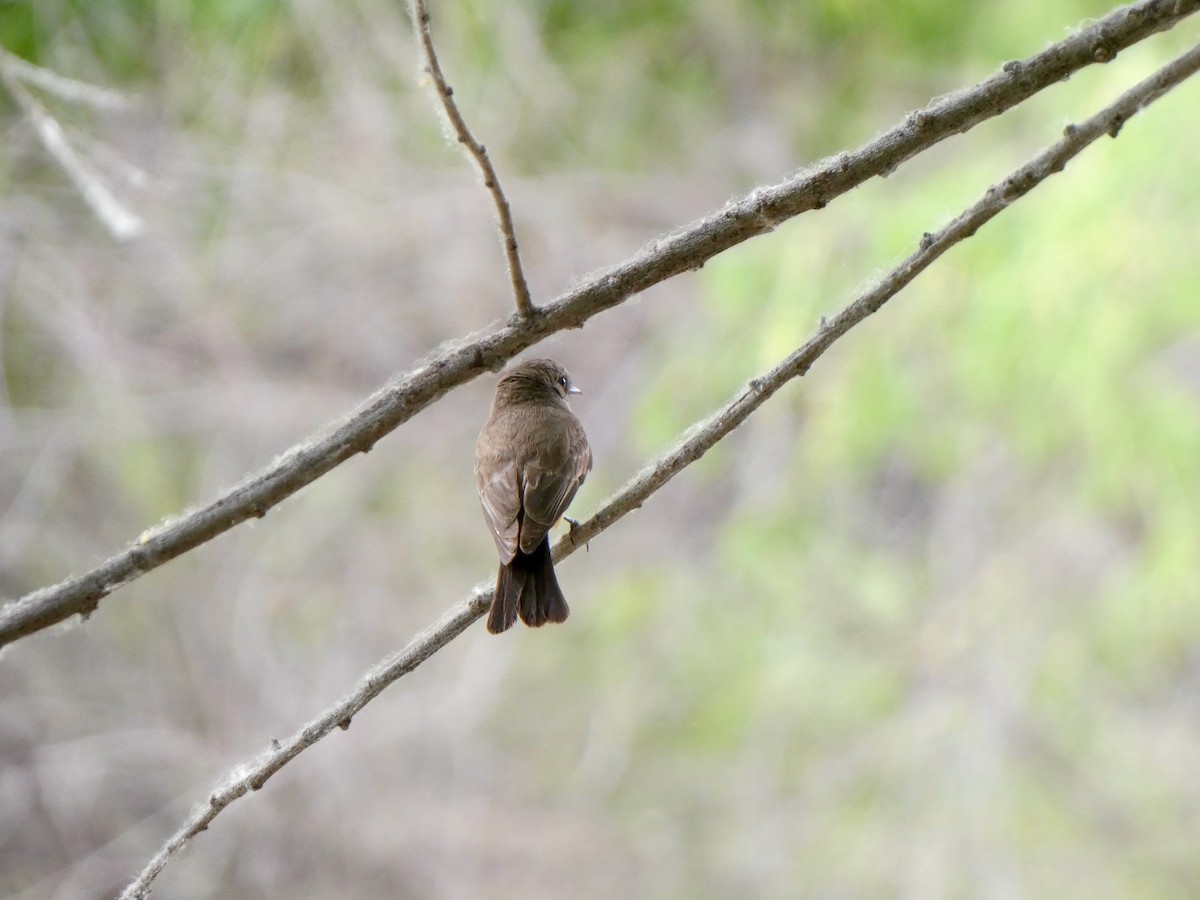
559,376,568,389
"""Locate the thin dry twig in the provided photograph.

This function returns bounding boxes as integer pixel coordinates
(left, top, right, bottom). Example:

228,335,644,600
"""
2,0,1197,649
0,47,132,110
118,41,1200,900
409,0,535,317
0,54,143,241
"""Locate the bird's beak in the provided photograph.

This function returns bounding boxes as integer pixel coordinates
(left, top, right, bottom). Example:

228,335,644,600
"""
568,385,582,395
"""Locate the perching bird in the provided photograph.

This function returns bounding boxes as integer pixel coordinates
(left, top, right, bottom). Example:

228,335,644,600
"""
475,358,592,634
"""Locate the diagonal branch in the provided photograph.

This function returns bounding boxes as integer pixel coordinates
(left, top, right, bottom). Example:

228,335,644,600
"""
409,0,535,317
2,0,1196,650
117,40,1200,900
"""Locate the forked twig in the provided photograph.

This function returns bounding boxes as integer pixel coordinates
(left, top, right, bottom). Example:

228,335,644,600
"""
410,0,535,317
118,40,1200,900
0,53,143,241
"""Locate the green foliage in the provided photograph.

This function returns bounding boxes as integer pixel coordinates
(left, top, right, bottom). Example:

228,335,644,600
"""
0,3,38,62
0,0,309,84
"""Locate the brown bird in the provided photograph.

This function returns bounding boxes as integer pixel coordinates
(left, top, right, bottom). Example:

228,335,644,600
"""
475,358,592,634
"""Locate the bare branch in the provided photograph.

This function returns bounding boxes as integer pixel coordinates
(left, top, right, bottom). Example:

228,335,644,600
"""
409,0,535,317
563,40,1200,552
1,0,1196,649
0,56,143,241
118,41,1200,900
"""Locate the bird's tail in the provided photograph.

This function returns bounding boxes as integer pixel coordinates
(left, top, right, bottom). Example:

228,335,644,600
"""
487,539,569,634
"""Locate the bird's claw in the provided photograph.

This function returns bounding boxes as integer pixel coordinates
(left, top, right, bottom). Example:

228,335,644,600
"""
563,516,589,552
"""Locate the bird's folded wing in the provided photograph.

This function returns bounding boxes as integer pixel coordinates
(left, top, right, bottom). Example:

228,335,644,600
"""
476,458,522,563
519,435,592,555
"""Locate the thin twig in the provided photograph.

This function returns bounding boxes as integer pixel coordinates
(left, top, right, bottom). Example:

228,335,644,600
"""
0,47,133,110
0,61,143,241
2,0,1196,649
118,41,1200,900
409,0,535,317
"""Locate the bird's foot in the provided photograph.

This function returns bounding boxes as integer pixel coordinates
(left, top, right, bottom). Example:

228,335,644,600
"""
563,516,588,552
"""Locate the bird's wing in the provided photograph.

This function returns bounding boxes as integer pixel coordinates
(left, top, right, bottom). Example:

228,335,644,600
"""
519,424,592,555
476,455,522,564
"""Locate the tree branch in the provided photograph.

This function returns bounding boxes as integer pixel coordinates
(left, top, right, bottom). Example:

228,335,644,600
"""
1,0,1195,650
409,0,535,317
118,40,1200,900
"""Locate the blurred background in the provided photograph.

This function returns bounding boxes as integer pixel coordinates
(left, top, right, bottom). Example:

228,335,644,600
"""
2,1,1199,897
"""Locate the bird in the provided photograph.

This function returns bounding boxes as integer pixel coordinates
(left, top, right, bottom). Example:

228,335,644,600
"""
475,358,592,634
